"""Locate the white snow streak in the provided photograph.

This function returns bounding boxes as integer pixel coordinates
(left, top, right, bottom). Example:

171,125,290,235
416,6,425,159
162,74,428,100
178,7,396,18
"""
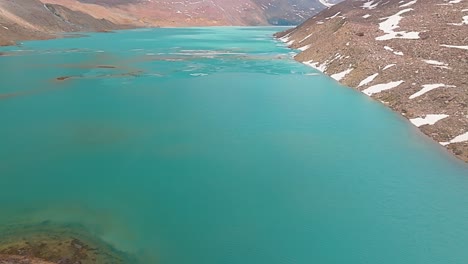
422,59,446,66
358,73,379,87
362,80,404,96
376,8,420,40
300,33,314,43
331,68,353,81
400,0,417,7
303,60,328,72
422,59,451,69
297,44,311,51
326,12,341,20
449,14,468,26
384,46,404,56
440,132,468,146
440,44,468,50
410,114,449,127
362,0,379,9
409,84,448,99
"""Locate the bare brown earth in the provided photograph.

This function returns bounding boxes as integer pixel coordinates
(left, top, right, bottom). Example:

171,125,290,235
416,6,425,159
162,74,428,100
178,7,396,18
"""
0,0,131,46
276,0,468,162
0,222,136,264
48,0,332,26
40,0,269,27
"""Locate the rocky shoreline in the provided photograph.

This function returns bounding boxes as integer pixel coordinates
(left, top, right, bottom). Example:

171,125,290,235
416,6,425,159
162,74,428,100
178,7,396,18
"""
275,0,468,162
0,221,137,264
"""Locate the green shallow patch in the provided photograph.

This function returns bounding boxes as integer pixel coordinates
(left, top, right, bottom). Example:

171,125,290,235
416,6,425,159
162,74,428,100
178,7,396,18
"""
0,221,138,264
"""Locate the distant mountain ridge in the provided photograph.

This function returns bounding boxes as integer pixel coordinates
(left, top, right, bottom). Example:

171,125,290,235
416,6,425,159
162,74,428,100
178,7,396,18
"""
0,0,344,45
44,0,343,26
276,0,468,162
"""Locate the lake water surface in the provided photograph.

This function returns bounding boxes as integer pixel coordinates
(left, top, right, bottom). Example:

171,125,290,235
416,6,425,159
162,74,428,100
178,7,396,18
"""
0,27,467,263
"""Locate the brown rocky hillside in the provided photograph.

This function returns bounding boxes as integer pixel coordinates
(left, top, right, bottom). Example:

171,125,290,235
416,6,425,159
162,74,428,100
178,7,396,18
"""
0,0,127,46
276,0,468,162
0,0,345,45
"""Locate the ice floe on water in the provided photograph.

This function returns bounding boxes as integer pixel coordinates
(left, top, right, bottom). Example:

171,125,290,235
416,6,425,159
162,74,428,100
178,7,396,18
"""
376,8,420,41
304,73,321,76
410,114,449,127
362,80,404,96
190,73,208,77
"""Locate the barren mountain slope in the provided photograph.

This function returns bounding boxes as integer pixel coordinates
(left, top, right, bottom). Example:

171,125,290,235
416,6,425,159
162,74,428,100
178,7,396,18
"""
276,0,468,162
0,0,126,46
0,0,346,45
41,0,346,26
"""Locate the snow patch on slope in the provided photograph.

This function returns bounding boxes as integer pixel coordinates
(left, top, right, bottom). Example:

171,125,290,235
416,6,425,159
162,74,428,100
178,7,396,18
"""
410,114,449,127
441,132,468,146
376,8,420,40
358,73,379,87
362,80,404,96
303,60,328,72
331,68,353,81
440,44,468,50
409,84,450,99
362,0,379,9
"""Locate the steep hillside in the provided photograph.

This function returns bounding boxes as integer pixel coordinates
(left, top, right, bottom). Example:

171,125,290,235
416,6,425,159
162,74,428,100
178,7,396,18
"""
0,0,346,45
41,0,345,26
276,0,468,162
254,0,333,25
0,0,127,46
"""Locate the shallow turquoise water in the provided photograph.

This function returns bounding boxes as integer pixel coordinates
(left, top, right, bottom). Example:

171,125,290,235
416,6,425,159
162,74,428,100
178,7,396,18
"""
0,27,467,263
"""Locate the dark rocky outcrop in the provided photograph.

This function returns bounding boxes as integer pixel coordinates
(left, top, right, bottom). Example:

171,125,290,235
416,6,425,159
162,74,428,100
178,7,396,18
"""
276,0,468,162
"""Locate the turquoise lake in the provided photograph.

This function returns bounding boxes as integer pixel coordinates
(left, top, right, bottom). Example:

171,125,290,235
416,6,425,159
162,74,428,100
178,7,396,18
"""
0,27,468,263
